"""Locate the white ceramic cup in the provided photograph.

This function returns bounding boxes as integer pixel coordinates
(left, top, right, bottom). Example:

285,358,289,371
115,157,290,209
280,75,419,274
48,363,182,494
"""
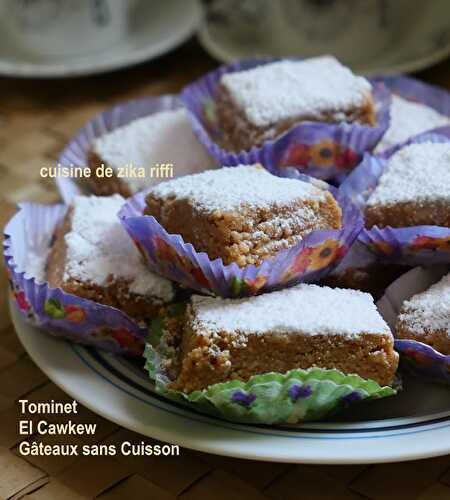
2,0,132,58
206,0,412,63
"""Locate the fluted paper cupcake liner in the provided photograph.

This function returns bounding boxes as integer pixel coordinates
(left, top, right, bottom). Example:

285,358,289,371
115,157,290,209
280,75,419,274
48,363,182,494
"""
57,95,182,204
118,177,363,297
340,132,450,266
180,58,391,181
377,266,450,384
143,337,396,425
326,240,378,279
4,202,156,356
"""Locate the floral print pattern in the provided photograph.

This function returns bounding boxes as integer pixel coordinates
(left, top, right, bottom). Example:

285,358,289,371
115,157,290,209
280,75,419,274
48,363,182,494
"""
341,390,363,407
15,290,31,312
368,240,395,256
307,239,346,271
119,181,360,297
310,140,341,168
154,236,210,289
9,275,145,356
8,277,37,323
410,235,450,252
288,384,313,401
11,281,145,355
365,232,450,265
281,241,347,284
153,233,347,295
153,232,348,296
146,331,396,423
182,60,390,184
230,276,268,296
281,141,360,171
282,143,311,168
231,390,257,407
343,134,450,269
44,299,86,323
281,247,313,284
5,201,151,357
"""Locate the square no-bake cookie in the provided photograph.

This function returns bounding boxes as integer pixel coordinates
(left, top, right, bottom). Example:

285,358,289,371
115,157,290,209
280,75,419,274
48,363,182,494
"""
397,272,450,354
47,195,175,322
365,142,450,228
166,284,398,392
87,108,214,197
216,56,375,151
375,95,450,153
144,164,342,267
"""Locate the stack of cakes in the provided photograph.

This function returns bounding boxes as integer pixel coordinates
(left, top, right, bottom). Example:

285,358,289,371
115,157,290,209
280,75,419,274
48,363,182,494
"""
9,54,450,424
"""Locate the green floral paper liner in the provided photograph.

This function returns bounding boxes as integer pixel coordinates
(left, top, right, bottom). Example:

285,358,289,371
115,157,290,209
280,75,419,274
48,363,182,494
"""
143,342,397,425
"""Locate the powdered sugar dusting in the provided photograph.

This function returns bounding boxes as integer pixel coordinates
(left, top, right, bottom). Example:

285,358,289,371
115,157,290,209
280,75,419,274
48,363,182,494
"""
93,108,215,193
221,56,372,127
190,284,391,339
375,95,450,153
148,165,327,213
367,142,450,206
64,195,174,302
398,273,450,335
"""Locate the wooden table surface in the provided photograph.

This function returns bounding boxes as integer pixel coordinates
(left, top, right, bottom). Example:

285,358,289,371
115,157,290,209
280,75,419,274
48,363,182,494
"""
1,41,450,500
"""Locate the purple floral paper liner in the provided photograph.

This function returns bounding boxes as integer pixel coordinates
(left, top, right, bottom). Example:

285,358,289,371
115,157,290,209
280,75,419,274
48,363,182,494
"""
4,202,158,356
373,74,450,118
331,75,450,184
180,58,391,181
340,132,450,266
326,240,378,279
118,178,363,297
144,344,396,425
57,95,182,204
377,266,450,384
54,74,450,206
394,339,450,384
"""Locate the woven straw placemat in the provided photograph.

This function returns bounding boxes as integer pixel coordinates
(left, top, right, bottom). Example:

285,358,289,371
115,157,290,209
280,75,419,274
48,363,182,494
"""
0,42,449,500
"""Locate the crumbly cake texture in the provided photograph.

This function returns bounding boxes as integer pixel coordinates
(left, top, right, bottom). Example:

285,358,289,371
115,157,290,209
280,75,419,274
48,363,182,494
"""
216,56,375,151
397,273,450,354
366,142,450,228
47,195,174,321
375,95,450,152
144,165,342,267
167,284,398,392
87,108,214,196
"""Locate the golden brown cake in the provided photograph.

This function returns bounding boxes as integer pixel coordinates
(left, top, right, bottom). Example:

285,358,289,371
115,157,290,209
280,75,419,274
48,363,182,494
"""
366,142,450,228
396,272,450,354
216,56,376,151
144,165,342,267
86,108,214,197
47,195,175,322
374,95,450,153
165,284,398,393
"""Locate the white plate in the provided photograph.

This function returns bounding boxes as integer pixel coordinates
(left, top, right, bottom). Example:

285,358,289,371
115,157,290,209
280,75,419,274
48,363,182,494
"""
198,0,450,75
11,300,450,464
0,0,202,78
